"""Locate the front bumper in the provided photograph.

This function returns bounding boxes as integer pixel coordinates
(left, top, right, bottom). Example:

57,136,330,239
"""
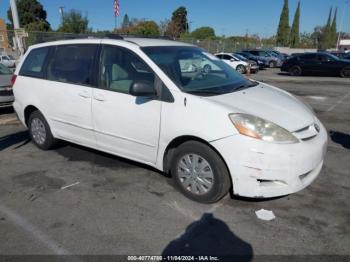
211,122,328,198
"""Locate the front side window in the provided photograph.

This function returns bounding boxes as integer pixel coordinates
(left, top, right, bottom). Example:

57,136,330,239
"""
19,47,49,78
143,46,255,96
99,45,155,94
47,44,97,86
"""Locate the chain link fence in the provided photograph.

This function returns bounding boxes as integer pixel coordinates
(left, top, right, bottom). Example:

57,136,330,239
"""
3,30,277,58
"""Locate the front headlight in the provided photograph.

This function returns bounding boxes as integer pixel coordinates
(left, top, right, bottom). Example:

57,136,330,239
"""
229,113,299,144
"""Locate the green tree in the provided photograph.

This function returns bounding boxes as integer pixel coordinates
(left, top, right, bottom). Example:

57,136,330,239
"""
321,7,333,49
330,8,337,46
289,1,300,47
276,0,290,46
190,27,215,39
166,6,188,38
122,14,130,29
7,0,50,31
130,21,160,37
58,10,89,34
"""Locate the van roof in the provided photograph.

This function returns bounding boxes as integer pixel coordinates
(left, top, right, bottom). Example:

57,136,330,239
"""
28,36,194,50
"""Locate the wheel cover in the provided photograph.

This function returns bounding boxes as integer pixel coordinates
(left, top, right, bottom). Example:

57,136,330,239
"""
31,118,47,145
177,153,214,195
237,65,245,73
342,68,350,77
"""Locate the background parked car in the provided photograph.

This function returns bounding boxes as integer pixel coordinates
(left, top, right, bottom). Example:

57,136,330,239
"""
243,50,283,68
215,53,249,74
281,52,350,78
231,53,259,73
0,54,16,68
0,63,14,107
235,51,269,69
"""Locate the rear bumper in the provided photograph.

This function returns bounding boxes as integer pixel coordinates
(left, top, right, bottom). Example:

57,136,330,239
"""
211,121,328,198
0,95,14,107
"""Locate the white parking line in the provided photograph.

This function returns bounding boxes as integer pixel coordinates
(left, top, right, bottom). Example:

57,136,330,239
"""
0,204,70,255
327,91,350,112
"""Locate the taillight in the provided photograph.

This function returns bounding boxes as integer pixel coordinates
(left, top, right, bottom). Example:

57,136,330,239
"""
11,74,17,87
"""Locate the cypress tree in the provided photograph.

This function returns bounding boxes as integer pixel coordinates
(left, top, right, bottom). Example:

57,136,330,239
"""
122,14,130,29
290,1,301,47
276,0,290,46
322,7,333,49
330,8,337,47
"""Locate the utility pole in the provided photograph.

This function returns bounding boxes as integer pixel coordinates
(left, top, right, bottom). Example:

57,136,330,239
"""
9,0,24,56
337,1,349,50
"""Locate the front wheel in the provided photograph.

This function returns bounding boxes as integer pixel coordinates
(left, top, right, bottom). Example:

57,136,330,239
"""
236,64,246,74
340,67,350,78
171,141,231,203
28,111,57,150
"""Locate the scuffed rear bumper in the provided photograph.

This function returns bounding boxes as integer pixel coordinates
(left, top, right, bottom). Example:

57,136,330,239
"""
210,122,328,198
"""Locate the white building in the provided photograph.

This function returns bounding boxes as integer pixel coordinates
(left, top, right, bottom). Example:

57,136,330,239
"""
339,39,350,52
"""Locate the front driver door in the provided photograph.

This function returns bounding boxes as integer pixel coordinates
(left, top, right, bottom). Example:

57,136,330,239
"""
92,44,161,164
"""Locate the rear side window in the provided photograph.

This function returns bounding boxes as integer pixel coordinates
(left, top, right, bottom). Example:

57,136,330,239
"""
47,44,98,86
301,54,317,61
19,47,49,78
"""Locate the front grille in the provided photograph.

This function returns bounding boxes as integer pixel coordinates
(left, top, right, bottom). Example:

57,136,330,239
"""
293,123,319,141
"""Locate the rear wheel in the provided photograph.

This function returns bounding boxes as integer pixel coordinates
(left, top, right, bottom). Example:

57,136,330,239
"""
28,111,57,150
171,141,231,203
340,67,350,78
289,65,302,76
269,61,276,68
236,64,246,74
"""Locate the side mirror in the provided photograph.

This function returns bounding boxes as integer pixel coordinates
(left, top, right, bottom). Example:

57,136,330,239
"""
230,58,235,62
129,81,155,97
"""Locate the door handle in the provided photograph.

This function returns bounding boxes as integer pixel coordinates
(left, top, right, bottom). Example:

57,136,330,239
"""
94,94,105,102
78,91,90,98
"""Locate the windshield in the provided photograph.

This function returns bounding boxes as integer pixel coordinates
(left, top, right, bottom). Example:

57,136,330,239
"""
234,54,248,61
325,53,340,60
142,46,255,96
0,64,12,75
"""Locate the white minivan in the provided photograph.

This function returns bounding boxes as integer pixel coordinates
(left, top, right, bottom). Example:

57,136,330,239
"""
13,37,328,203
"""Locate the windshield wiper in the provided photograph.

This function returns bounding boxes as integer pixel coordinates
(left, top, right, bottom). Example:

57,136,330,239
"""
234,81,259,91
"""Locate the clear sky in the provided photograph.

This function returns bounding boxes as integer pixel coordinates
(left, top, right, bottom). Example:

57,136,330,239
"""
1,0,349,37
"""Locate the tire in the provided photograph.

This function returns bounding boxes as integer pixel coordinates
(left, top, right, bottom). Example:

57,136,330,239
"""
269,61,276,68
289,65,302,76
340,67,350,78
28,110,57,150
236,64,246,74
170,141,231,203
203,64,212,74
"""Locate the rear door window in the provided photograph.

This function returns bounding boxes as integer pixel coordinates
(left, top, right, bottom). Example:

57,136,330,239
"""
19,47,49,78
302,54,317,61
47,44,98,86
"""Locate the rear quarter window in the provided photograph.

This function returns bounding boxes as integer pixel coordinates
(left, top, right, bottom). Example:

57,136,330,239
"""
19,47,49,78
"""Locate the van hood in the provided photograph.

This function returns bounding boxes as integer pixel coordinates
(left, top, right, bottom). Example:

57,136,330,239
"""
204,83,315,132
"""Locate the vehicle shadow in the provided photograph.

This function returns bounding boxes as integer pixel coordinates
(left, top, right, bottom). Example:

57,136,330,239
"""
330,130,350,150
0,130,30,151
162,213,253,261
55,141,166,175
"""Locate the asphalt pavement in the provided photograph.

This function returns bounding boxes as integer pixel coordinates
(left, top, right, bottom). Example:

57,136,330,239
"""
0,69,349,259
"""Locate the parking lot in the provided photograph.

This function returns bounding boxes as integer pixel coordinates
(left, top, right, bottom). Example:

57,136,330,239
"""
0,69,349,258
